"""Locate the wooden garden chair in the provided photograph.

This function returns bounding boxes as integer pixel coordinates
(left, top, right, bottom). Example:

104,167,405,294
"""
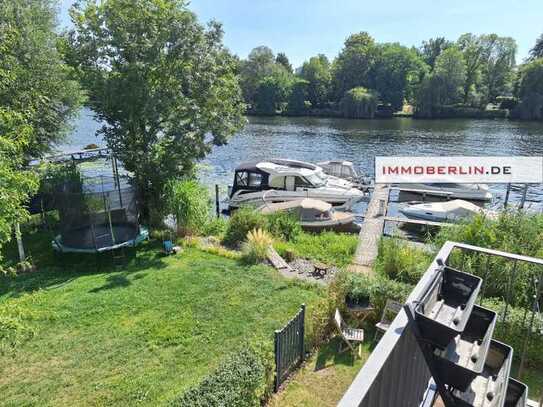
334,309,364,358
373,299,403,343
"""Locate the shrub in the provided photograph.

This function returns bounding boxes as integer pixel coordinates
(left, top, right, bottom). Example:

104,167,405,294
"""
340,87,378,118
330,271,412,325
482,298,543,367
150,228,171,241
223,208,267,248
165,179,210,236
170,347,269,407
266,211,301,242
242,229,273,265
375,237,432,285
433,211,543,307
202,217,228,237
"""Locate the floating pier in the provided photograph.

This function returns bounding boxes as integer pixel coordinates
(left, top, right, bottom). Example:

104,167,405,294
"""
351,184,390,274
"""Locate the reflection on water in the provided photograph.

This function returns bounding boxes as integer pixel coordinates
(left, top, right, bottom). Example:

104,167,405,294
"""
62,110,543,213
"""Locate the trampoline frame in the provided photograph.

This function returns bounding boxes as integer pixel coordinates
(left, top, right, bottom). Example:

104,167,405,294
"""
52,226,149,253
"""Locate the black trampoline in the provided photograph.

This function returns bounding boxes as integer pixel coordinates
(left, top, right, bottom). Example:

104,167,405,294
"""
51,175,148,253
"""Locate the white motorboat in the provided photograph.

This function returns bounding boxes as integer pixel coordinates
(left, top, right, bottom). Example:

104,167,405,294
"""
227,159,366,210
257,198,360,233
395,183,492,201
317,160,361,182
400,199,490,222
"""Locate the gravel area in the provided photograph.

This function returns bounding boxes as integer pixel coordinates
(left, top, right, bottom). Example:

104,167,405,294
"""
288,258,340,283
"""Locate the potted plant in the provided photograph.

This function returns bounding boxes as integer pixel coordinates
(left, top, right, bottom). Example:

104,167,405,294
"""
345,274,372,310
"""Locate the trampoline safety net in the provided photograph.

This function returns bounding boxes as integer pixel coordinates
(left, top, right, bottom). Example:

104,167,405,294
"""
53,176,141,252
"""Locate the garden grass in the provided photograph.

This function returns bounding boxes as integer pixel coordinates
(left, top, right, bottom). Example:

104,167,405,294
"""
0,231,323,406
269,337,370,407
274,231,358,268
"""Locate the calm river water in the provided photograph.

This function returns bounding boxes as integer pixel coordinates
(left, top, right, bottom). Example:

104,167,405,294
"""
61,109,543,212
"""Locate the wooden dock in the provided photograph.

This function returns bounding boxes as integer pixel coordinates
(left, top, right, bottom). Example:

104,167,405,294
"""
351,184,390,274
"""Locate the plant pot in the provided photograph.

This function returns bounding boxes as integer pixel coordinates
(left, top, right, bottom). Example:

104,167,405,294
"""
345,295,371,310
432,305,497,391
503,378,528,407
415,265,482,348
451,340,513,407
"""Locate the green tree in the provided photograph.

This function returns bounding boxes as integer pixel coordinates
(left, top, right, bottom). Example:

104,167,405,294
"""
529,33,543,61
332,32,378,101
240,46,277,105
415,48,467,117
433,47,467,103
479,35,516,103
254,70,293,115
457,33,485,105
300,54,331,108
513,58,543,120
0,109,39,272
371,43,428,110
286,78,309,115
0,0,82,158
420,37,453,68
340,87,378,119
65,0,244,222
275,52,293,73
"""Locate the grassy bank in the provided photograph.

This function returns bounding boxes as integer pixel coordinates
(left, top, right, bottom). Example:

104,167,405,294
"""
0,232,323,406
274,231,358,268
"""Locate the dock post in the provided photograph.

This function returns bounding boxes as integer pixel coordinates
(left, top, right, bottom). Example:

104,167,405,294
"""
504,183,511,208
520,184,528,209
215,184,220,218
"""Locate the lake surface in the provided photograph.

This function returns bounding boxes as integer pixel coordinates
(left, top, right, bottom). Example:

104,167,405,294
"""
61,108,543,212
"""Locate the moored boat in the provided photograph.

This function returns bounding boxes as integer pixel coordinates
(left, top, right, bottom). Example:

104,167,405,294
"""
399,199,491,222
227,159,366,210
395,183,492,201
257,198,361,233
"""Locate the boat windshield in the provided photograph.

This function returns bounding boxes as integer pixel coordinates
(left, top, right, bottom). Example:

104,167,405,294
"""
305,172,327,187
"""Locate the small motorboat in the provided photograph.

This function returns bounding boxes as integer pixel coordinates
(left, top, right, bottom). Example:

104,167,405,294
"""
395,183,492,201
400,199,490,222
257,198,361,233
317,160,372,190
227,159,366,210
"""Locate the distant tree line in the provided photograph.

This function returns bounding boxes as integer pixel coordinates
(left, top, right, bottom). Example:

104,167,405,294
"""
239,32,543,120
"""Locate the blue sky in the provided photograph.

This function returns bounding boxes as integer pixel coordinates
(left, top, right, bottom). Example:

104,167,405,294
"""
59,0,542,67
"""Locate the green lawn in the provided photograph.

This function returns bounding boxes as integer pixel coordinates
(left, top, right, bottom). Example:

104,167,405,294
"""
274,231,358,268
269,337,371,407
0,232,323,406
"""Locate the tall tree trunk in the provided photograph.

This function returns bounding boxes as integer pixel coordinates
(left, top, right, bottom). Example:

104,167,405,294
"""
14,223,25,262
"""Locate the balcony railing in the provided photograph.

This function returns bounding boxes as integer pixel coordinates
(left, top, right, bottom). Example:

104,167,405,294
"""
339,241,543,407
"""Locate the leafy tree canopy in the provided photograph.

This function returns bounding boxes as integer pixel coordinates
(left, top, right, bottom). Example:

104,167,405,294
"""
513,58,543,120
240,46,279,104
332,32,378,101
479,34,516,103
529,33,543,61
0,109,39,272
275,52,293,73
254,69,293,115
420,37,453,68
371,43,428,110
340,87,378,119
64,0,245,221
0,0,83,158
300,54,331,108
433,47,467,104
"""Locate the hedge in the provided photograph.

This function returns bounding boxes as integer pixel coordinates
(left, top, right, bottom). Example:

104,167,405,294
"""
170,346,273,407
482,298,543,368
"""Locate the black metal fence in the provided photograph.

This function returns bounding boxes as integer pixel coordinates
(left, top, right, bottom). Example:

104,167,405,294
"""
274,304,305,392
